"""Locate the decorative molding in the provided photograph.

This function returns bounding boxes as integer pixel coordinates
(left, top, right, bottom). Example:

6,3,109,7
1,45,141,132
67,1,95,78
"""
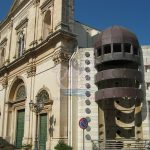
29,40,38,48
40,0,54,13
39,100,53,113
33,0,40,6
15,18,28,31
16,85,26,101
8,19,13,29
0,37,7,46
10,0,25,14
55,22,69,31
27,63,36,77
52,49,71,65
2,74,8,89
0,29,76,76
0,0,31,30
6,99,25,109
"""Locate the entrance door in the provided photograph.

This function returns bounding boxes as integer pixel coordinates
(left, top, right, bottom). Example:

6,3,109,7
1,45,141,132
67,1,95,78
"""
39,114,47,150
15,109,25,148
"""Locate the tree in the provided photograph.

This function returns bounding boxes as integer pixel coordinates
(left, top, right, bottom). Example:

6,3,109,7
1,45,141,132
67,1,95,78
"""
54,140,72,150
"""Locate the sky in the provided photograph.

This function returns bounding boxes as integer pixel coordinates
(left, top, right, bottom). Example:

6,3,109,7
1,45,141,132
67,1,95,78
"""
0,0,150,45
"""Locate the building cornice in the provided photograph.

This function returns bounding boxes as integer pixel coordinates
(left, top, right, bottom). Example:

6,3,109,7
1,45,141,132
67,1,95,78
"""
40,0,54,13
8,0,30,16
0,0,30,30
0,29,76,77
15,18,28,30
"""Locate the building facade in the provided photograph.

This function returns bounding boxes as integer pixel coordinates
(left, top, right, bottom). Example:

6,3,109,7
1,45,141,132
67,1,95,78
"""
70,45,150,149
0,0,76,149
0,0,150,150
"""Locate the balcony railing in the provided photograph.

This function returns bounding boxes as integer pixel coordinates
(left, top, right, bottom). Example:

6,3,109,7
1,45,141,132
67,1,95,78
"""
91,139,150,150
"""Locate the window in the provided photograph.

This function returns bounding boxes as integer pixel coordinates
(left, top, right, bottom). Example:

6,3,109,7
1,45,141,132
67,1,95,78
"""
85,91,91,97
37,90,50,103
97,47,102,56
145,65,150,72
117,117,120,120
113,43,121,52
85,60,90,65
43,10,52,39
133,47,138,55
85,75,90,81
85,52,90,57
147,83,150,90
116,129,121,135
16,85,26,101
104,44,111,54
124,43,131,53
85,83,91,89
85,67,90,72
15,18,28,58
17,31,25,57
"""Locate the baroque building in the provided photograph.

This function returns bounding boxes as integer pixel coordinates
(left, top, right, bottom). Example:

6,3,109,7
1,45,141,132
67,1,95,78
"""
0,0,76,149
0,0,150,150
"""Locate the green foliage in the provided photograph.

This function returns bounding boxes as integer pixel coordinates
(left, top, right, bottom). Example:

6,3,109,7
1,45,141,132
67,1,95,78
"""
22,144,32,150
0,137,15,150
54,140,72,150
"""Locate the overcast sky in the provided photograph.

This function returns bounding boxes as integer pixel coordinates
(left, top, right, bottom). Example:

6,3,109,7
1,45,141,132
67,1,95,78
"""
0,0,150,45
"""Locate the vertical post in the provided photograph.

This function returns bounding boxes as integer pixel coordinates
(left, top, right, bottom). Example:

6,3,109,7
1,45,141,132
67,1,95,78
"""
34,113,38,150
83,129,85,150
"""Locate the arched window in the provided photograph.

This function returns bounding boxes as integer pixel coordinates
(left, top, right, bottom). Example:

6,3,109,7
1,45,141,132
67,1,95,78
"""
43,10,51,39
16,85,26,101
18,31,25,57
37,90,49,103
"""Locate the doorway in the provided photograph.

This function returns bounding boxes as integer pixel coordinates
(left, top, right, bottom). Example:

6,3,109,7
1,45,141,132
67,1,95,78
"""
15,109,25,148
39,113,47,150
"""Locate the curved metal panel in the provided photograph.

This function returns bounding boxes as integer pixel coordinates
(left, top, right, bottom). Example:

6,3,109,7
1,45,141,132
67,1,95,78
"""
95,26,139,48
95,87,143,102
95,68,143,83
95,53,140,66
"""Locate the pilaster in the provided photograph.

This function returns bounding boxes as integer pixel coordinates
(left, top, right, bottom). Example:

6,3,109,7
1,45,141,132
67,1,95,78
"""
53,0,74,32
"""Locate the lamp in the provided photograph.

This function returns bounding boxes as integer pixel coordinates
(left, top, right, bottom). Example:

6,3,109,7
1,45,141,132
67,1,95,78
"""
29,100,33,109
29,99,45,150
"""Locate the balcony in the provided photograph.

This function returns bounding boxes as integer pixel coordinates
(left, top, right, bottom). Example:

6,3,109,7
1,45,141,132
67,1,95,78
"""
95,87,143,102
95,68,142,84
95,52,140,66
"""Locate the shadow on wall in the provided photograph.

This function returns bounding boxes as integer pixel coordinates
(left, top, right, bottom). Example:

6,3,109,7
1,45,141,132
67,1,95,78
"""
49,115,56,137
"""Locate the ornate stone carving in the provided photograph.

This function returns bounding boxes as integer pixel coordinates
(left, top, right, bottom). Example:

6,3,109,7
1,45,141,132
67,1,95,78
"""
52,50,71,65
15,18,28,31
16,85,26,101
2,74,8,89
33,0,40,6
37,90,53,112
43,104,52,112
27,63,36,77
37,90,49,103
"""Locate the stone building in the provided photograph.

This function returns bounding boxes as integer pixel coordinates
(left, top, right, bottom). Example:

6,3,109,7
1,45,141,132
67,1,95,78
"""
0,0,76,149
0,0,150,150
